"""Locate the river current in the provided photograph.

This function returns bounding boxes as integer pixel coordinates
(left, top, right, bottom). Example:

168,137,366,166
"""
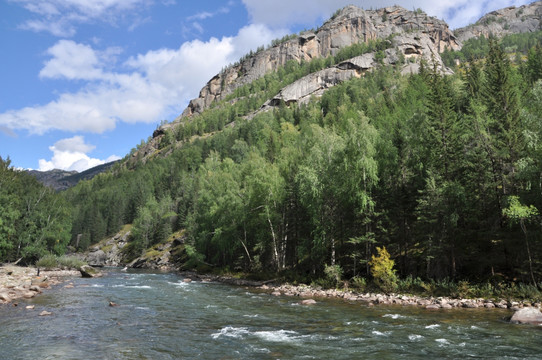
0,269,540,359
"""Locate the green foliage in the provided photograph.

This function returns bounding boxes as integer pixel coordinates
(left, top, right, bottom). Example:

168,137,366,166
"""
350,276,367,291
35,254,58,269
56,31,542,297
36,254,85,270
324,264,343,288
0,157,72,264
369,246,397,293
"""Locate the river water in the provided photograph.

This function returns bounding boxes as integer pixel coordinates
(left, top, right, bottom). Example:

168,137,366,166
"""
0,269,540,359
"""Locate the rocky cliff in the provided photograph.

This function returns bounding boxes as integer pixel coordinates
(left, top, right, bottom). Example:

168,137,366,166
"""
139,2,541,163
455,1,542,42
178,5,459,120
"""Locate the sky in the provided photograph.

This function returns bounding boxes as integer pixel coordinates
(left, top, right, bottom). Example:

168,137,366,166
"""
0,0,535,171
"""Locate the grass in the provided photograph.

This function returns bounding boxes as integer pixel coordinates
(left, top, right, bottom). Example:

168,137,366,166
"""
36,254,86,270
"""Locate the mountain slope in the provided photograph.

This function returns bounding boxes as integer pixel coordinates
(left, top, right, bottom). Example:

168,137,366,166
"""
179,5,459,119
455,0,542,42
60,3,542,287
137,5,460,163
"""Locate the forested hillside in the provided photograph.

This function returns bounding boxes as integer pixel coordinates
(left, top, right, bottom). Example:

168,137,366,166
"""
0,158,72,262
2,4,542,293
62,33,542,284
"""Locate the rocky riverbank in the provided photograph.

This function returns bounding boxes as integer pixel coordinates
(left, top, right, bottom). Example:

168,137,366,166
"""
179,271,540,313
0,265,79,305
262,283,542,311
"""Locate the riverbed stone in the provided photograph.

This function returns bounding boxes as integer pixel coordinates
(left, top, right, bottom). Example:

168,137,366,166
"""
426,304,441,310
22,291,36,299
29,285,42,293
0,292,11,302
79,265,102,278
301,299,317,305
39,310,52,316
510,307,542,325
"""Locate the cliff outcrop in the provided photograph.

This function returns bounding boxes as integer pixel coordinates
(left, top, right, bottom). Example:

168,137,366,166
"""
455,1,542,42
177,5,459,120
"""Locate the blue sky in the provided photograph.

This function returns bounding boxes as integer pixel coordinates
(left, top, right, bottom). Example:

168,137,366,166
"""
0,0,534,171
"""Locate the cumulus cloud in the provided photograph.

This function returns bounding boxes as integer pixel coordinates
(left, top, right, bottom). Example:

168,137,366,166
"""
40,40,105,80
0,24,283,135
38,135,120,172
10,0,152,37
241,0,532,29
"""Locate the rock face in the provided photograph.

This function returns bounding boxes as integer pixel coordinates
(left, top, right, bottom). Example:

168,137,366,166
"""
83,230,130,267
260,32,450,110
128,237,183,270
455,1,542,42
510,307,542,325
177,5,459,120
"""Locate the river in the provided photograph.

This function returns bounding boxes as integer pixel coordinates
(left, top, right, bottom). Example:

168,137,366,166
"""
0,269,540,359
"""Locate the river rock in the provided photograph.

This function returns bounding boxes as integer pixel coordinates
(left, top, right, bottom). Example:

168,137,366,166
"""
29,285,42,293
300,299,317,305
510,307,542,325
271,291,281,296
0,292,11,302
79,265,102,278
39,310,52,316
22,291,36,299
426,304,441,310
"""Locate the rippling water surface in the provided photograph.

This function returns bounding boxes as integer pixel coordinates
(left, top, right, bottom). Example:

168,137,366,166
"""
0,269,540,359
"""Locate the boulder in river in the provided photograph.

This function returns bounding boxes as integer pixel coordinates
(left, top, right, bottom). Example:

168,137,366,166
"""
79,265,103,278
300,299,317,305
510,307,542,325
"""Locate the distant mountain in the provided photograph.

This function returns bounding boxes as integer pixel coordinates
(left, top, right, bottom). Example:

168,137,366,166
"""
27,161,118,191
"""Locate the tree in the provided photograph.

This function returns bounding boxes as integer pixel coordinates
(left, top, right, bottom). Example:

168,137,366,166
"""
502,196,539,285
369,246,397,293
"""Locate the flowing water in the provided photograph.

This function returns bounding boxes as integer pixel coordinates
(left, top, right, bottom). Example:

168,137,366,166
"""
0,269,540,359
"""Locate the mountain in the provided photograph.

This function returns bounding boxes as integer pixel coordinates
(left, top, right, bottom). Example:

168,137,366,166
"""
140,2,542,164
139,5,460,162
180,5,459,118
7,2,542,288
27,169,77,191
27,161,118,191
455,1,542,42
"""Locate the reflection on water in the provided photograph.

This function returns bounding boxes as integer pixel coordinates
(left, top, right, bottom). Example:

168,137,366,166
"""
0,269,540,359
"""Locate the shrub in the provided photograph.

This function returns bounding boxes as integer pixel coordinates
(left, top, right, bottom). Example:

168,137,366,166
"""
369,246,397,293
36,254,58,270
57,255,85,269
324,264,343,288
36,254,86,270
351,276,367,292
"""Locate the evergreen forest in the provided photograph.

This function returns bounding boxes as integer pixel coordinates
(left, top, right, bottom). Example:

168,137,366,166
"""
3,33,542,295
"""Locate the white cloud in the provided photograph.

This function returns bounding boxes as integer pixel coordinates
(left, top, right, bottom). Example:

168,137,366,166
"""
0,24,283,135
10,0,152,37
187,6,230,21
40,40,104,80
241,0,532,29
38,135,120,171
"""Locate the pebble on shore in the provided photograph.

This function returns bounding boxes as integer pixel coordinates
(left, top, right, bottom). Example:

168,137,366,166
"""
0,265,79,305
260,283,539,311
